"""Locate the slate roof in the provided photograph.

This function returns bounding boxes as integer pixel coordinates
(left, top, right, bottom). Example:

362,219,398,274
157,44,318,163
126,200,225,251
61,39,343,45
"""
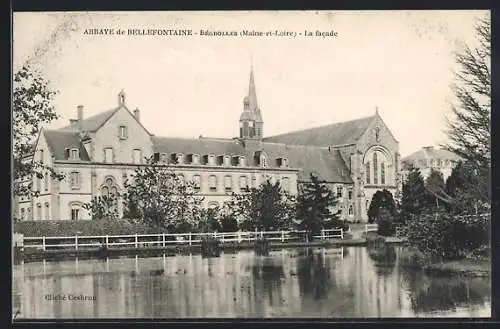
44,130,90,161
263,115,375,147
152,136,352,183
402,147,462,163
60,108,119,132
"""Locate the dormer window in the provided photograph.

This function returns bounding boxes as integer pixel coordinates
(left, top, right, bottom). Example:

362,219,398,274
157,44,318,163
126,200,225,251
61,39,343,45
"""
191,154,200,165
160,153,168,163
239,156,246,167
276,157,288,168
223,155,231,166
119,125,128,140
231,156,239,166
177,153,184,164
261,155,268,167
70,149,79,160
208,154,215,165
132,149,142,164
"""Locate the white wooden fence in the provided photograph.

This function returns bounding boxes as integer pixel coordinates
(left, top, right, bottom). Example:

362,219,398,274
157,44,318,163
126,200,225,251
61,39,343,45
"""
364,224,378,235
21,228,344,251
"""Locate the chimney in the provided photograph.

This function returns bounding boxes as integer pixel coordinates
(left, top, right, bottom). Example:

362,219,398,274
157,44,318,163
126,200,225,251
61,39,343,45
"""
133,107,140,122
77,105,84,130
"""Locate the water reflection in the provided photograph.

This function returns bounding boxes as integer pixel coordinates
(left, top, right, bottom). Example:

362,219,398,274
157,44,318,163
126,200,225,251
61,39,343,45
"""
12,247,490,318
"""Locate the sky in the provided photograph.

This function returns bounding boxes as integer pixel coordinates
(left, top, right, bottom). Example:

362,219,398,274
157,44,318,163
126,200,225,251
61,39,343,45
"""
13,10,489,157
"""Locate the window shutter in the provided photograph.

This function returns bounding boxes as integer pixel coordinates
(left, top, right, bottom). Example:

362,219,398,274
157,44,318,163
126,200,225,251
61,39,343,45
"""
153,152,160,162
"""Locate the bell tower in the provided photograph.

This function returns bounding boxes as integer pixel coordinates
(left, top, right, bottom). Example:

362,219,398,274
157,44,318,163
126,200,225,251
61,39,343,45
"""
239,64,263,139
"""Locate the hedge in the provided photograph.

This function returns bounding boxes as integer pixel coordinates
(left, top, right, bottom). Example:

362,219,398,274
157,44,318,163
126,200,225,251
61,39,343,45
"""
14,218,160,237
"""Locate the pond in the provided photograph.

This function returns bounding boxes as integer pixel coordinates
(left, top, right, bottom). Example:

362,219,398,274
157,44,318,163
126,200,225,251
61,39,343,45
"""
12,246,491,318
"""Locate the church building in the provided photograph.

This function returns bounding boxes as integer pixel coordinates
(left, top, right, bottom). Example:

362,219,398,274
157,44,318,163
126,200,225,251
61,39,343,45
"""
15,66,402,222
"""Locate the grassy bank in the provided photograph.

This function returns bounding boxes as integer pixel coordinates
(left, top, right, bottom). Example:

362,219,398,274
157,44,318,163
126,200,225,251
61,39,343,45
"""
399,247,490,277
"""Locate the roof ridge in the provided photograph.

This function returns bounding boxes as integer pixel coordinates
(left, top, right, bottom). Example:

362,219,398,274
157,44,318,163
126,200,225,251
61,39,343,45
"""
265,115,375,139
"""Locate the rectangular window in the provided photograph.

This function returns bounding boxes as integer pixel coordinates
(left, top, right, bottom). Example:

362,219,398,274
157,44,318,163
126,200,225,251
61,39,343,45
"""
71,208,79,221
36,176,41,192
104,148,113,163
251,176,257,188
133,149,142,164
337,187,343,198
40,150,44,164
119,125,128,139
70,172,80,189
71,149,79,160
193,175,201,191
348,189,353,200
224,175,232,192
282,177,290,192
239,176,248,189
209,175,217,192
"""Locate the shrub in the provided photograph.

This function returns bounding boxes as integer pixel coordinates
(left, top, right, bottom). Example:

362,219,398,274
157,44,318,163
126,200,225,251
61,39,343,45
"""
201,236,221,258
219,214,239,232
254,237,269,256
406,213,490,260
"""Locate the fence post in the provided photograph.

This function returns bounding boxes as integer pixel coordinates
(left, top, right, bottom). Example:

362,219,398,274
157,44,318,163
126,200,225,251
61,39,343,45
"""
189,233,192,246
321,229,325,240
281,231,284,243
42,236,46,251
238,232,242,243
221,233,224,243
162,233,165,247
105,235,109,248
135,234,138,248
340,228,344,240
260,231,263,239
75,235,78,250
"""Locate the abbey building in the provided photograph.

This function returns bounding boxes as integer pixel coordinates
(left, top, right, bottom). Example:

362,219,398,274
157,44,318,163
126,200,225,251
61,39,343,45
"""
15,67,402,223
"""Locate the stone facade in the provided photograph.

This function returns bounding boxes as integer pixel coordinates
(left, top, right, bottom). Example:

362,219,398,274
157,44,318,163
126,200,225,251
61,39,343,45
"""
15,68,401,223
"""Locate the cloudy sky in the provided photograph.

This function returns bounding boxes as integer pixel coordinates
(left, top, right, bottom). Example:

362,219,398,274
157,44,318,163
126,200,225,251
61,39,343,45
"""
13,10,488,156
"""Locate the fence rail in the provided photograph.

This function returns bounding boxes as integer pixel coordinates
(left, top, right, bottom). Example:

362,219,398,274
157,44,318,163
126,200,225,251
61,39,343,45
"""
19,228,344,251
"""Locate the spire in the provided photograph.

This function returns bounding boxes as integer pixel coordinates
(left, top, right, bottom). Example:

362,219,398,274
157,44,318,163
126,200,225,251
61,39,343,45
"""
375,105,379,116
248,64,258,111
118,89,126,106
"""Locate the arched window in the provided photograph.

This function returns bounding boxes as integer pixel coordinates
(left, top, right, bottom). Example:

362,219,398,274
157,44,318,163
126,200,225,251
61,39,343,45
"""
348,205,353,216
381,162,386,185
261,155,268,167
373,152,378,185
365,162,371,184
100,177,119,210
44,173,49,192
70,202,81,221
44,202,50,220
208,201,219,209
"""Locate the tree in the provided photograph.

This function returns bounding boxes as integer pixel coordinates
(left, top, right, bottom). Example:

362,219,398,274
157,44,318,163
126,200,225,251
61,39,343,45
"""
445,160,490,214
443,17,490,202
228,180,295,232
197,206,222,233
121,157,204,231
13,64,64,198
83,195,119,220
398,166,428,221
425,169,446,211
367,189,396,224
296,174,340,241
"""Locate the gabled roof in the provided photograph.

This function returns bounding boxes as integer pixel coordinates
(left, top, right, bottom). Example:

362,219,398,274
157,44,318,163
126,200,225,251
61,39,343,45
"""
402,146,462,163
263,115,375,147
152,136,352,183
43,130,90,161
60,108,119,132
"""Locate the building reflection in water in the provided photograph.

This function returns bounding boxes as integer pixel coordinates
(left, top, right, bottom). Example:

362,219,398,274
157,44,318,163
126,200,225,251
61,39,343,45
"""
12,246,491,318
